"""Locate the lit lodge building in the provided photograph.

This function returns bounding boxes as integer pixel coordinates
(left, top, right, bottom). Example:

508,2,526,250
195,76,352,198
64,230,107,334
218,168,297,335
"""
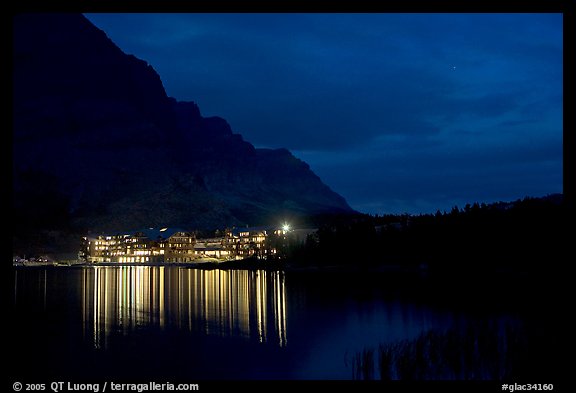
225,226,290,258
80,225,298,263
80,228,196,263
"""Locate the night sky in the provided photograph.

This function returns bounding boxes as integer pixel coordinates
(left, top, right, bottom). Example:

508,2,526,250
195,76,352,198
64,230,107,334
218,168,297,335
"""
84,13,563,215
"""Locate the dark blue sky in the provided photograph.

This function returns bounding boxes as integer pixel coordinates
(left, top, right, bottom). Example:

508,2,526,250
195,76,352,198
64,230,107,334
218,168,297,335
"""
84,13,563,215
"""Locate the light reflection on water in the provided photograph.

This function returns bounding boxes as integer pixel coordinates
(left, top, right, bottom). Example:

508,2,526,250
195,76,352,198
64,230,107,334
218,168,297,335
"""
81,266,287,349
12,266,543,379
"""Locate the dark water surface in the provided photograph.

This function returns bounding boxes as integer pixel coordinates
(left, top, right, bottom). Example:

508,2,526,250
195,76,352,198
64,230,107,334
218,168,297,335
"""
10,266,561,380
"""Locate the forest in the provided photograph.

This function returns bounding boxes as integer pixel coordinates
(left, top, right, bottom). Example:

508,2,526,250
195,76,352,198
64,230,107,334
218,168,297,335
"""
281,194,567,272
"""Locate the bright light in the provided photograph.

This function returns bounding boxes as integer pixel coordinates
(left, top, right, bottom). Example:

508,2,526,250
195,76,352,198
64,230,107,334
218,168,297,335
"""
282,223,290,232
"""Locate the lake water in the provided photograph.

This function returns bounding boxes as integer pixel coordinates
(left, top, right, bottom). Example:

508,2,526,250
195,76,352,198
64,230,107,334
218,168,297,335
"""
10,265,560,380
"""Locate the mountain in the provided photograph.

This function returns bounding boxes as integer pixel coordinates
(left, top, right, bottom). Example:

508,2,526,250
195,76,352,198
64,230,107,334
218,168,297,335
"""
12,13,354,256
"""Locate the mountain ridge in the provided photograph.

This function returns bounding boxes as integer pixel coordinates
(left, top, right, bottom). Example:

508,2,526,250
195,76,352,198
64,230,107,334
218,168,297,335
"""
12,13,355,255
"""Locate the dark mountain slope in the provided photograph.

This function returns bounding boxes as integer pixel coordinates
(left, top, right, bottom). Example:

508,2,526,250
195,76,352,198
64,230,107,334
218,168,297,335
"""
12,13,354,256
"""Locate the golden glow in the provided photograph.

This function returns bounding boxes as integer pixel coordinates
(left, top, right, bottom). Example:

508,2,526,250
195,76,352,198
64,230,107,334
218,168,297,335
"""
84,225,301,262
82,267,287,349
275,271,287,347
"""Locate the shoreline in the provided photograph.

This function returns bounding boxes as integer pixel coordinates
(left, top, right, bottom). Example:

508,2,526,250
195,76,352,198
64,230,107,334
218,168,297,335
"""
12,257,284,270
12,259,554,278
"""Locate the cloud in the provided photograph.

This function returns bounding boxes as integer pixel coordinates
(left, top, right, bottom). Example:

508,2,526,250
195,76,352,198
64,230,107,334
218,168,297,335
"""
86,13,562,148
84,13,563,214
294,128,562,214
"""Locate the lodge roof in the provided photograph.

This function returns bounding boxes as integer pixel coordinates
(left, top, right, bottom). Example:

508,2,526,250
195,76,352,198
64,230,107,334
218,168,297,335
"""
229,226,272,236
90,227,192,241
133,227,191,240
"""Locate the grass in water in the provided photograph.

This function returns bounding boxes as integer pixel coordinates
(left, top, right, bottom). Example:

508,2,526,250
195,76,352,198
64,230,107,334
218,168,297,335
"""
351,319,529,380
